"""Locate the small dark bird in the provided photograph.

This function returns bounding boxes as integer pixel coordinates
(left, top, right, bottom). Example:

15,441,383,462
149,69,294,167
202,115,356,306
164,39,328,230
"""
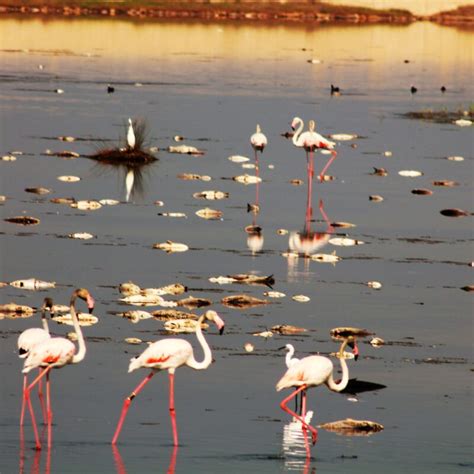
107,85,115,94
410,86,417,94
330,84,340,96
441,86,446,93
404,59,410,63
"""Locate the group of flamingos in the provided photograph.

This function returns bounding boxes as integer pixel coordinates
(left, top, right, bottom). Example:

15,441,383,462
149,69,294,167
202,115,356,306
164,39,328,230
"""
19,117,346,455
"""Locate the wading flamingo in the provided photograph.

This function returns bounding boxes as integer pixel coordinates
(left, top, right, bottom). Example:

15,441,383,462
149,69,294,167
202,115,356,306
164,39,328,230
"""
18,298,53,426
276,338,354,448
22,288,95,450
112,310,225,446
250,124,267,167
291,117,337,182
127,118,136,149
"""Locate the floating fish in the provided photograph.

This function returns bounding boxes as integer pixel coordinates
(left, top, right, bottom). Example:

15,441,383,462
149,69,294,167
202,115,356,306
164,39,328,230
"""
70,200,102,211
119,310,153,323
0,302,35,315
318,418,384,436
370,337,385,346
51,304,69,313
399,170,423,177
331,221,356,228
320,174,335,181
383,151,393,157
253,330,273,338
228,155,250,163
152,309,198,321
57,175,81,182
52,312,99,326
447,156,464,162
209,276,236,285
164,319,209,333
69,232,94,240
158,212,187,218
50,197,75,205
371,168,387,177
247,203,260,214
277,228,289,235
310,251,341,264
282,251,299,258
367,281,382,289
4,216,40,225
329,133,358,141
264,291,286,298
53,150,80,158
330,327,374,341
292,295,310,303
167,145,204,155
10,278,56,290
244,343,254,352
125,337,143,344
411,188,433,195
271,324,307,335
119,281,141,296
154,200,165,206
221,294,270,308
1,154,16,161
289,179,304,186
193,190,229,200
242,163,256,169
329,237,364,247
432,180,459,187
153,241,189,253
440,208,470,217
58,136,75,142
119,294,175,307
177,296,212,309
25,187,51,195
0,195,6,203
369,195,384,202
99,199,120,206
195,208,223,220
330,351,355,360
232,174,261,185
453,118,472,126
177,173,211,181
157,283,187,296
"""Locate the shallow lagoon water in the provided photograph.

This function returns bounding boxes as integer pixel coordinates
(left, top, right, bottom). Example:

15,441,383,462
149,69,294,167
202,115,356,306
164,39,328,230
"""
0,18,472,473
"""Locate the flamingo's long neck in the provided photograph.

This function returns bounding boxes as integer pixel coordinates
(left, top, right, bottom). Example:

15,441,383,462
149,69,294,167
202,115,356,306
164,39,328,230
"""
292,117,304,147
185,315,212,370
70,293,86,364
41,306,50,334
326,340,349,392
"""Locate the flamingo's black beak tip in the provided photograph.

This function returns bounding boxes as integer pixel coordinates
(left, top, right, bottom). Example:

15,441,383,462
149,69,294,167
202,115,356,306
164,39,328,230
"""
219,326,225,335
88,306,95,314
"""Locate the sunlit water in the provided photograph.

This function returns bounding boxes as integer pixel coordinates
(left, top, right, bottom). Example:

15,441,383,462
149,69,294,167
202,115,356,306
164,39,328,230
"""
0,18,472,474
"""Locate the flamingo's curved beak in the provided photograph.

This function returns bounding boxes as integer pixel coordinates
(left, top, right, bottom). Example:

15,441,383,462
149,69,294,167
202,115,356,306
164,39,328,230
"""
87,294,95,314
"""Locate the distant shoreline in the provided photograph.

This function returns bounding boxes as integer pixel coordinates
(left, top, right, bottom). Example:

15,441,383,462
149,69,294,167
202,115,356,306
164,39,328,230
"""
0,2,473,26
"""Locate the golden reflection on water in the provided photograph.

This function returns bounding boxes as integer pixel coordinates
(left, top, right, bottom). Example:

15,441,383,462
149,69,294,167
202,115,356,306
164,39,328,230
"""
0,18,472,68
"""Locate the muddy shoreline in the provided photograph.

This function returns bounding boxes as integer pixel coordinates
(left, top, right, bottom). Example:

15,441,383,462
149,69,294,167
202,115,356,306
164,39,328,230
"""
0,3,473,25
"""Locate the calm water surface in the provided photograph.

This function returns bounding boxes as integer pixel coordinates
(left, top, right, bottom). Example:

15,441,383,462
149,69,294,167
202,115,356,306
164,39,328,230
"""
0,19,472,474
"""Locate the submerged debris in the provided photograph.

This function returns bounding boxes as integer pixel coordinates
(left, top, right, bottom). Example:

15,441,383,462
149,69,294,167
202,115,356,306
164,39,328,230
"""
221,294,270,308
4,216,40,225
318,418,384,436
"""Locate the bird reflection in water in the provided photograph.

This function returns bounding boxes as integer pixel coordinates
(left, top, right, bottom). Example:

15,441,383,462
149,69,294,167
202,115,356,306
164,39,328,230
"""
245,159,264,255
282,411,315,473
19,424,51,474
87,118,158,202
112,445,178,474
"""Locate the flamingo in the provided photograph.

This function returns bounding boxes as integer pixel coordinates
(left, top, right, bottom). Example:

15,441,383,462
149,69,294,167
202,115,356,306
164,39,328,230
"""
291,117,337,182
276,338,353,447
127,118,136,150
22,288,95,449
250,124,267,168
18,297,53,426
111,310,225,446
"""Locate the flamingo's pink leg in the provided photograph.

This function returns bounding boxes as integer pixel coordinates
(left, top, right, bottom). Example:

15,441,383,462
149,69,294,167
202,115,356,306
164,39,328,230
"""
167,445,178,474
111,371,155,445
319,150,337,182
24,383,41,450
46,371,52,448
168,372,178,446
280,385,318,445
38,369,47,425
20,375,27,427
112,445,127,474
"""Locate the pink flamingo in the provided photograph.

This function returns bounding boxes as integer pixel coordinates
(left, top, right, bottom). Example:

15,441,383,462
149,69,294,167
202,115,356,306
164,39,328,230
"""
18,298,53,427
112,310,225,446
22,288,95,449
291,117,337,181
276,338,352,450
250,124,267,168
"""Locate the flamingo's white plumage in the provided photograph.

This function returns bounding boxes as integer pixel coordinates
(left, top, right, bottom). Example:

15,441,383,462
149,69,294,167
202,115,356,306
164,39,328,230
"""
112,310,225,446
127,118,136,149
250,124,267,165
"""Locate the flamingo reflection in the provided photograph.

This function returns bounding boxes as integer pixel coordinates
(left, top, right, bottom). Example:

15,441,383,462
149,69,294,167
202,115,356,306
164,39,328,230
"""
19,424,51,474
112,445,178,474
245,158,264,255
282,411,314,472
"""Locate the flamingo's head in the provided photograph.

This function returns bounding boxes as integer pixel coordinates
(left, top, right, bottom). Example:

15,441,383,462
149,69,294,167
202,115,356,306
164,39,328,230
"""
76,288,95,314
348,338,359,361
309,120,316,131
291,117,301,131
205,310,225,335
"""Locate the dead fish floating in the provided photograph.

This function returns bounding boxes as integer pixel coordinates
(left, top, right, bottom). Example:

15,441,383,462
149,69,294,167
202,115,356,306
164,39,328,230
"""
399,170,423,177
167,145,205,155
177,296,212,309
57,175,81,182
271,324,308,335
69,232,94,240
446,156,464,162
152,309,198,321
453,118,472,126
210,274,275,287
51,150,80,158
153,241,189,253
329,237,364,246
195,208,223,220
119,294,177,307
99,199,120,206
263,291,286,298
232,174,262,185
50,197,75,205
411,188,433,196
50,304,69,313
177,173,211,181
10,278,56,290
119,281,141,296
330,327,374,341
118,310,153,323
329,133,358,141
4,216,40,225
460,285,474,292
433,180,459,187
124,337,143,345
320,175,335,181
318,418,384,436
369,195,384,202
292,294,310,303
164,319,209,333
193,190,229,200
25,187,51,195
157,283,187,296
440,208,471,217
253,330,273,338
52,312,99,327
371,167,388,177
331,221,356,229
221,294,270,308
57,136,76,142
0,302,35,316
310,251,341,264
158,212,187,218
2,154,17,161
289,179,304,186
70,200,102,211
228,155,250,163
367,281,382,289
277,228,289,235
